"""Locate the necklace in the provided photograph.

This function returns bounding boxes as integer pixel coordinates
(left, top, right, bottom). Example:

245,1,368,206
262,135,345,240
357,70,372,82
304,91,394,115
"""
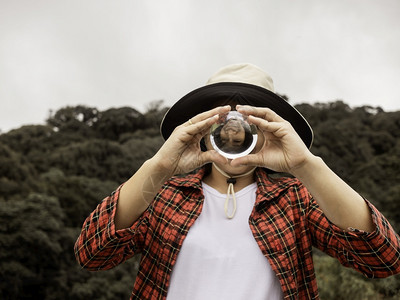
212,163,256,219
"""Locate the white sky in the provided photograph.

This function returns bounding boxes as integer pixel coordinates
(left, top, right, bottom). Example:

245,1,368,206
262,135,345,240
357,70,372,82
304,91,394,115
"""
1,0,399,132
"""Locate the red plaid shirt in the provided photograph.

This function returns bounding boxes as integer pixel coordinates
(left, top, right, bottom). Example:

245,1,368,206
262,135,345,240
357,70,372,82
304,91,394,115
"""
75,167,400,299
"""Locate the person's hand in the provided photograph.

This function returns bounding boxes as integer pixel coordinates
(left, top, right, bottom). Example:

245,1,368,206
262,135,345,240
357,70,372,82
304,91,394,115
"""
154,105,231,176
231,105,314,173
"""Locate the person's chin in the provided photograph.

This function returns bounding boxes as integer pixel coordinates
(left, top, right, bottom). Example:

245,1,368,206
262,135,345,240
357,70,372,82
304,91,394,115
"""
216,160,254,176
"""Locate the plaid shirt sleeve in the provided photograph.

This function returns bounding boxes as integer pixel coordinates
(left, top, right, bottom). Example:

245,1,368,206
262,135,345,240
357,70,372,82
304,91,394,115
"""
74,184,148,271
308,196,400,278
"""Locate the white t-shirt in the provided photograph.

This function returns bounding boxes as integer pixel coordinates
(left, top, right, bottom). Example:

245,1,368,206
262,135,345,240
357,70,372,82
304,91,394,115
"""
167,182,283,300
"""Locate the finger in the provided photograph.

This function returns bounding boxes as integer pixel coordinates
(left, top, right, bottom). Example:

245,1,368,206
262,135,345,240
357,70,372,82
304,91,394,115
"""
236,105,286,123
248,115,291,138
186,105,231,126
185,115,219,136
198,149,228,166
176,114,219,144
230,153,261,168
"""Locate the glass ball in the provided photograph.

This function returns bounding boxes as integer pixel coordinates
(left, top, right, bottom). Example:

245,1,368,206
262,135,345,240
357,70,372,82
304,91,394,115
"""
210,111,258,159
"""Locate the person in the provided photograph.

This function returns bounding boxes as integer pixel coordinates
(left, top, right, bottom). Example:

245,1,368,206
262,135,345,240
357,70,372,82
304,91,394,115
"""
75,63,400,299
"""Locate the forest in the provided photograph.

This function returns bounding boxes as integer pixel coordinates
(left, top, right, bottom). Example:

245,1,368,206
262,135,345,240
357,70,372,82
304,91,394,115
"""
0,99,399,299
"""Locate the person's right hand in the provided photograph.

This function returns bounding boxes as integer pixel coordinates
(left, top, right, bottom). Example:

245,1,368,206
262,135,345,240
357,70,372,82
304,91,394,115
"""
153,105,231,176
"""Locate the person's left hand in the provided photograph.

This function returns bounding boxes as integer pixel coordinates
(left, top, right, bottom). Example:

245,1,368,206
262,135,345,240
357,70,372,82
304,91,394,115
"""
231,105,314,174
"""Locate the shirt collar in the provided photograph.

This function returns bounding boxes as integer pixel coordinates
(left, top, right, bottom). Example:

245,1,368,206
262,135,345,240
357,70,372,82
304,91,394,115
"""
168,166,298,206
168,167,207,190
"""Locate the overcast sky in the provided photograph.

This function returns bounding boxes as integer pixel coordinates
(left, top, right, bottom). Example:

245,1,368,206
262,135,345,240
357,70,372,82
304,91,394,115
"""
1,0,399,132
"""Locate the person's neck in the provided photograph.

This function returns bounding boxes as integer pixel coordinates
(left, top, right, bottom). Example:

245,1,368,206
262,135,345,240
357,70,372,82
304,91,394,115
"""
203,163,256,194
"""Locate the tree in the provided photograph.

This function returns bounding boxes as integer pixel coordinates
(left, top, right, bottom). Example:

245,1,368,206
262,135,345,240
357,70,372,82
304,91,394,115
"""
47,105,100,129
48,139,136,182
0,101,399,299
40,168,118,227
0,143,38,200
0,194,66,299
94,107,144,140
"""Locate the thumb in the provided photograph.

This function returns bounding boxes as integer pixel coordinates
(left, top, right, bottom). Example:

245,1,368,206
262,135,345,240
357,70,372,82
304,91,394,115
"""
230,154,260,168
199,150,228,166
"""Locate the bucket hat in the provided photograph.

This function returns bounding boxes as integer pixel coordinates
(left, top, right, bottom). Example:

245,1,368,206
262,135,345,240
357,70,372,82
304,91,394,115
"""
160,63,313,148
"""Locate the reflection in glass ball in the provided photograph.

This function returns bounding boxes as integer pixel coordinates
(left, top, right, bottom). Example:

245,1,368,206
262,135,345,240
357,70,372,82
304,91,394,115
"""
210,111,258,159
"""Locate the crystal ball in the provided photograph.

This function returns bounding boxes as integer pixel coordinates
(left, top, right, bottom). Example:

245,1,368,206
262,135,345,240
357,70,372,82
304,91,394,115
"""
210,111,258,159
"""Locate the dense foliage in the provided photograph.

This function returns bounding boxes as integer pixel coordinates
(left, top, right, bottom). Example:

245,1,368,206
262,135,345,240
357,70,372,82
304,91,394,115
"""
0,100,399,299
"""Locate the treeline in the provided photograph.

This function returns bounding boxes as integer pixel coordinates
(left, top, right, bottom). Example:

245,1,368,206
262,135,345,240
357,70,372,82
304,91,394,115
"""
0,100,399,299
